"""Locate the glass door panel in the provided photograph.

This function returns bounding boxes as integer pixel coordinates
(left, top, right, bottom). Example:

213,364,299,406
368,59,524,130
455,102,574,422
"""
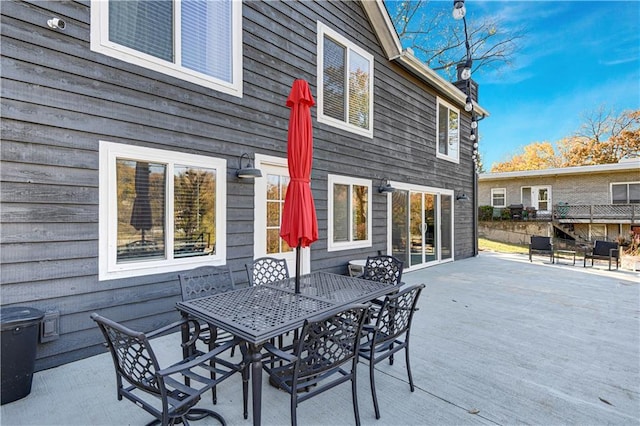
391,190,409,265
441,194,452,260
424,193,437,263
409,192,423,267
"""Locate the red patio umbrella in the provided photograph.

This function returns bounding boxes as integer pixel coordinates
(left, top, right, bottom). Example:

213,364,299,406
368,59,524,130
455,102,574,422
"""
280,79,318,293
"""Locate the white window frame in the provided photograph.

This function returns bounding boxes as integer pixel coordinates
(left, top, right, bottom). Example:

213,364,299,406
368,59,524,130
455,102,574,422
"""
491,188,506,208
90,0,243,97
436,97,460,163
317,21,374,139
99,141,227,280
327,174,372,251
611,181,640,204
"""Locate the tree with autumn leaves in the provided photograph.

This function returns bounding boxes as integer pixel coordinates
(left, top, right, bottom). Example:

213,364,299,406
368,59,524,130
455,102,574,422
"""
491,108,640,172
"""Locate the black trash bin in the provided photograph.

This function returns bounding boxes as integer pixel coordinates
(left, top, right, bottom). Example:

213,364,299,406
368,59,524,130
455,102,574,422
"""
1,306,44,405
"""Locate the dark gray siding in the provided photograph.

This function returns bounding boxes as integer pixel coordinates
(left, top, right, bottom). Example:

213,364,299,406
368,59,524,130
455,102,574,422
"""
0,0,475,370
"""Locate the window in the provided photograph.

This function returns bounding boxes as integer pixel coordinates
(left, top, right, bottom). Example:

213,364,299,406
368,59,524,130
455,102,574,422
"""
317,22,374,138
91,0,243,96
436,98,460,163
266,173,293,254
327,175,372,251
99,141,226,280
491,188,506,207
612,182,640,204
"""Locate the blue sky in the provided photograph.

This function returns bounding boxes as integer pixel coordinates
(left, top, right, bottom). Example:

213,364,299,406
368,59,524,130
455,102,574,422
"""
386,1,640,169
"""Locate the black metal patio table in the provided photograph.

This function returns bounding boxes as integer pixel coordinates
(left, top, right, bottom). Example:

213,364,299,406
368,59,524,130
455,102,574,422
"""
176,271,395,426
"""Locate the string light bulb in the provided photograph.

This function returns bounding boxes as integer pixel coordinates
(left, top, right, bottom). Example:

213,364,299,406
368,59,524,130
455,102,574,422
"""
465,96,473,112
452,0,466,20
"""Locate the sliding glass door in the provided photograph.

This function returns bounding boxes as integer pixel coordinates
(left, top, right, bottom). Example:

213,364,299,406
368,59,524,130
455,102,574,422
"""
391,186,453,268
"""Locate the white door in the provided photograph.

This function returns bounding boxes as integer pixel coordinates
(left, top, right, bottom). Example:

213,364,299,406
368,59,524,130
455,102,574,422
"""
532,186,551,213
253,154,310,276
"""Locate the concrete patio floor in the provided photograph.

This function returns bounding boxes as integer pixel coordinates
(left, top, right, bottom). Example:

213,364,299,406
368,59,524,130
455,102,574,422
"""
2,252,638,426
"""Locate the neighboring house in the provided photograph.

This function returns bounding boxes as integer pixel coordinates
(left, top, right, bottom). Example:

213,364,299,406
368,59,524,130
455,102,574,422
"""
478,159,640,242
1,0,487,369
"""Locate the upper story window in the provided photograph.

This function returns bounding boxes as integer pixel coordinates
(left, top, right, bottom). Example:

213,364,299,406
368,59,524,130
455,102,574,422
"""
491,188,506,207
99,141,227,280
327,175,372,251
91,0,242,97
436,98,460,163
317,22,374,138
612,182,640,204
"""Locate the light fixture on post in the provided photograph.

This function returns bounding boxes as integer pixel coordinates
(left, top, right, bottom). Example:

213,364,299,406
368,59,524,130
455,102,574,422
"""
236,153,262,179
377,178,395,194
456,192,469,201
452,0,466,20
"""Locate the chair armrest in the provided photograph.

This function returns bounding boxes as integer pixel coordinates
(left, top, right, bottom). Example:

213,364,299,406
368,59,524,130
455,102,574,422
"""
146,318,202,349
610,248,619,258
157,336,243,377
262,341,298,363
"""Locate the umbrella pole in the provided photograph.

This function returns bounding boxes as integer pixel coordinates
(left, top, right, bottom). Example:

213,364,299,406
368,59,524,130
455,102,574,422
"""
295,240,302,294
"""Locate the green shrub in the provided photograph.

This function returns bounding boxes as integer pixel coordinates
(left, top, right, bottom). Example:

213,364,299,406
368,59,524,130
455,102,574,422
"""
478,205,493,221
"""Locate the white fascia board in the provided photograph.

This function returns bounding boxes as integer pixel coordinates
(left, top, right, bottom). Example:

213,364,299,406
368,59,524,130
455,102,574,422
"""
479,160,640,181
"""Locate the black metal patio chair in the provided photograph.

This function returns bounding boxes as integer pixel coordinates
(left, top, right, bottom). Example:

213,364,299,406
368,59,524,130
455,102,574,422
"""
358,284,425,419
357,255,404,320
91,313,247,426
359,255,404,287
178,265,246,412
245,257,290,286
261,303,370,426
246,257,291,351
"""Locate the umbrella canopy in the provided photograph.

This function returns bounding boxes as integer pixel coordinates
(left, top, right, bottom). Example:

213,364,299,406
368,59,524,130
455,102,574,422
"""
130,161,153,240
280,80,318,291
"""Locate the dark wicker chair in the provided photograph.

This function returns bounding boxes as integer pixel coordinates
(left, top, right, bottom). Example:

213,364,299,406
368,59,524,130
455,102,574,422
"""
528,236,554,263
245,257,290,286
583,240,619,270
261,303,370,426
91,313,247,426
178,265,244,412
358,284,425,419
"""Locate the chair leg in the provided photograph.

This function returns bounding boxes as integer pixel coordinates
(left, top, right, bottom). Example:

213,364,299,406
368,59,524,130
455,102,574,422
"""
291,389,298,426
370,357,381,419
184,408,225,425
405,346,415,392
351,370,361,426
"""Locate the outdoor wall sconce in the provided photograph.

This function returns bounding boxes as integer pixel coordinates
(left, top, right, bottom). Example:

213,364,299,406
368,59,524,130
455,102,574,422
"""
236,153,262,179
456,192,469,201
378,178,395,194
47,17,66,30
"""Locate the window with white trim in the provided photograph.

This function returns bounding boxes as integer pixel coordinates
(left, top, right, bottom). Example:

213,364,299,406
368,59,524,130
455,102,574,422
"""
327,175,372,251
317,22,374,138
612,182,640,204
91,0,243,96
436,98,460,163
99,141,226,280
491,188,506,207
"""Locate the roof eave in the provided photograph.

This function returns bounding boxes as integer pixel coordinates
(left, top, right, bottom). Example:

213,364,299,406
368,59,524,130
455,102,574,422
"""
360,0,490,117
